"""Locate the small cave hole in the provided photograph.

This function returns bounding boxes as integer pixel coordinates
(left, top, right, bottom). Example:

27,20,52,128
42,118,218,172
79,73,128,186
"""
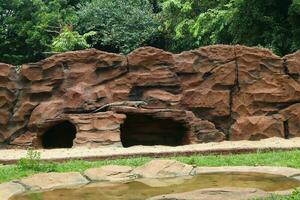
121,114,189,147
41,121,77,149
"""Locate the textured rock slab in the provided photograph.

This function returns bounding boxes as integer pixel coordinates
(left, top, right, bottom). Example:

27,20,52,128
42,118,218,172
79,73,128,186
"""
0,182,25,200
0,63,18,142
232,77,300,118
198,61,237,89
84,165,134,181
20,172,89,191
143,89,181,108
28,100,64,128
231,46,300,121
194,166,300,177
230,116,284,140
182,89,230,117
132,160,194,178
147,187,269,200
292,175,300,181
128,47,174,69
173,45,236,74
284,50,300,77
187,112,225,143
127,47,179,86
235,45,284,85
70,112,126,146
279,103,300,137
10,132,37,146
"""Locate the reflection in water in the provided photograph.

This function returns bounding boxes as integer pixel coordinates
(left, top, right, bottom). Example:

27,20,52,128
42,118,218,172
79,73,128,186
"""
10,172,300,200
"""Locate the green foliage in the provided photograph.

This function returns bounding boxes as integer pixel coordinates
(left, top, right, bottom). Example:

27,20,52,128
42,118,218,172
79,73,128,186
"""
0,0,78,64
76,0,160,54
254,189,300,200
228,0,293,55
17,148,42,171
17,148,56,172
285,189,300,200
160,0,299,55
51,26,96,52
0,0,300,64
191,1,235,46
26,193,42,200
289,0,300,51
160,0,233,52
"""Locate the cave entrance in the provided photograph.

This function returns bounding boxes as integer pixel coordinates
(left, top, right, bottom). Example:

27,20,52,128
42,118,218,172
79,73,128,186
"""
120,114,189,147
42,121,77,149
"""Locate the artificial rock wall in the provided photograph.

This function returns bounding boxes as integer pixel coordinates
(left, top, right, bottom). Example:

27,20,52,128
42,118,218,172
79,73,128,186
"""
0,45,300,148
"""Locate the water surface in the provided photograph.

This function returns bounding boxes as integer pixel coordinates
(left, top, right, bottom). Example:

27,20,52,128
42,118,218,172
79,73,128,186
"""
11,172,300,200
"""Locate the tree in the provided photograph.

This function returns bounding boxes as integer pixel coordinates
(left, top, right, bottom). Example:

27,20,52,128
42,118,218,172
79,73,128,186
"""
229,0,293,55
1,0,299,65
76,0,160,54
160,0,233,52
160,0,299,56
289,0,300,52
51,26,96,52
0,0,77,65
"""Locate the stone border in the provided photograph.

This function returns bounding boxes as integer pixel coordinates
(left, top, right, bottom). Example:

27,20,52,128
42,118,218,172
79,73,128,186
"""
1,137,300,164
2,159,300,200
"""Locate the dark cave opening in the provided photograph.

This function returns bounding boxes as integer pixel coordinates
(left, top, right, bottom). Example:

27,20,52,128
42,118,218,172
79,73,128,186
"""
42,121,77,149
120,114,189,147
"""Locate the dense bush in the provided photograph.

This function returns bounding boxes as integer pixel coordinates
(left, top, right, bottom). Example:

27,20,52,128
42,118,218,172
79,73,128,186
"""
51,26,96,52
0,0,78,64
160,0,300,56
76,0,160,54
0,0,300,65
160,0,233,52
289,0,300,52
229,0,293,55
17,148,57,172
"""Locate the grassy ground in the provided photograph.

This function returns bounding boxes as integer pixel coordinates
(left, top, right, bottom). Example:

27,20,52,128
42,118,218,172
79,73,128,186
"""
253,189,300,200
1,149,300,184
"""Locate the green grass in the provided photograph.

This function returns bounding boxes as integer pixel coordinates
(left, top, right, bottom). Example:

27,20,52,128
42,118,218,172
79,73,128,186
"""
253,189,300,200
254,196,296,200
1,149,300,184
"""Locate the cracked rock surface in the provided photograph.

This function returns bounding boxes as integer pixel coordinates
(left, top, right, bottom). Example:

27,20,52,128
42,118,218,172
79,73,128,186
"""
0,45,300,148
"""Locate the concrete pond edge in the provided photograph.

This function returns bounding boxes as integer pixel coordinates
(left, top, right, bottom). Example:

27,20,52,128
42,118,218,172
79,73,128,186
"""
2,159,300,200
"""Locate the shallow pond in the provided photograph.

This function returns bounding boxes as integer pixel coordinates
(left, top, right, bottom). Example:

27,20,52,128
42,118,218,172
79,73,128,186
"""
10,172,300,200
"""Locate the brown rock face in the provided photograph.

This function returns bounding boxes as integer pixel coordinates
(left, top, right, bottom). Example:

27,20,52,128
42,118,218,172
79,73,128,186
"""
0,63,18,143
279,103,300,138
1,46,300,148
132,159,194,178
284,50,300,80
182,89,230,117
230,116,284,140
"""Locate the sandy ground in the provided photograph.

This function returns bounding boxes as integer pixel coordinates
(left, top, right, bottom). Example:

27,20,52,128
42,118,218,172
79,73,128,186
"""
1,137,300,164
